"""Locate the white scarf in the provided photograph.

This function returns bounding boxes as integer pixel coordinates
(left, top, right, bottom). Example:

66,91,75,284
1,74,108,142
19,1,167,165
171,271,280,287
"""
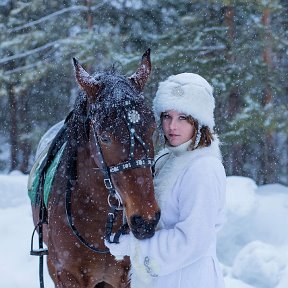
154,137,222,211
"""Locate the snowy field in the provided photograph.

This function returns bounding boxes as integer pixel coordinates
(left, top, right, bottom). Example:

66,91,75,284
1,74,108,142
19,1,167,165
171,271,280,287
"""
0,172,287,288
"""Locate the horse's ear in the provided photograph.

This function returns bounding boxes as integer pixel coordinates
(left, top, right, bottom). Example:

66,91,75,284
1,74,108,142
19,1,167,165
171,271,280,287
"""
128,48,152,92
72,58,100,102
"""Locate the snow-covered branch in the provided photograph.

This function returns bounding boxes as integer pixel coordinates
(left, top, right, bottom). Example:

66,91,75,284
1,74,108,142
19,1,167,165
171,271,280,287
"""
3,61,42,75
8,3,106,33
0,40,59,64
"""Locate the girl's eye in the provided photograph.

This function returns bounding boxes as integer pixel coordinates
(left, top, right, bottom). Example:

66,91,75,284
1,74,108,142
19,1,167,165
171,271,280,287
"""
179,115,187,120
163,114,170,119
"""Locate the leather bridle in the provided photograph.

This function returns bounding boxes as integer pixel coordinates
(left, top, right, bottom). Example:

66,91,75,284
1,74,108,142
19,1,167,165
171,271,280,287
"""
65,100,154,253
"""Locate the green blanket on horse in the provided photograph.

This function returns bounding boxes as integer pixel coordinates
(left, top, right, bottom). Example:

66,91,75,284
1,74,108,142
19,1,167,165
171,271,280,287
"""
28,142,66,207
27,114,73,207
28,112,73,207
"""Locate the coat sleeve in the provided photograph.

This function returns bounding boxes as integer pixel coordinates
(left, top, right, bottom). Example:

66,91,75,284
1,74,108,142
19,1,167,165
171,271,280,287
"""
128,156,226,278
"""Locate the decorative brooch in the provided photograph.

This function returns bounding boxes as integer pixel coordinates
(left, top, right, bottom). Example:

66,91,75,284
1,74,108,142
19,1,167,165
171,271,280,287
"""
171,85,184,97
127,109,140,124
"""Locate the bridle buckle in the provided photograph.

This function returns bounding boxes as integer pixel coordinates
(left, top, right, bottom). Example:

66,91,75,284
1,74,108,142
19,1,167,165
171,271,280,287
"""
104,178,112,189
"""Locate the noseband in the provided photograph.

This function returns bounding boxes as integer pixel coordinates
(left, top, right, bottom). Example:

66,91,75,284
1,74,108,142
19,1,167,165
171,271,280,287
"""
66,100,154,253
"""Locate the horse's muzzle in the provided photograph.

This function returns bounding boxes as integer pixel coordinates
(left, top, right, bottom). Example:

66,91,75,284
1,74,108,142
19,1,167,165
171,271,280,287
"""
130,211,161,240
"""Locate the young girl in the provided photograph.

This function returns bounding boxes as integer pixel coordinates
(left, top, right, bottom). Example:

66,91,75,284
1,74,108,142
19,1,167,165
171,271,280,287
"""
106,73,226,288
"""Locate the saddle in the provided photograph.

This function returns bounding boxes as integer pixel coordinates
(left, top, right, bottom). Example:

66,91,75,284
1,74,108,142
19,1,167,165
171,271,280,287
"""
28,111,73,207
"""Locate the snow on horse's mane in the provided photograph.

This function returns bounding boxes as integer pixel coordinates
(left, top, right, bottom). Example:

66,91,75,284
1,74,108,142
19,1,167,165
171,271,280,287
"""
74,69,152,140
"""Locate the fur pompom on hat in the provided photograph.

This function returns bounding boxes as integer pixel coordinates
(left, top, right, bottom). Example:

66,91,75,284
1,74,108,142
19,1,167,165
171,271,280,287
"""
153,73,215,130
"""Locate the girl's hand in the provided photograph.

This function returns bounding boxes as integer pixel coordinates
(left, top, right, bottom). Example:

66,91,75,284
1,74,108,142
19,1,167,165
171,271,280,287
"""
105,234,131,260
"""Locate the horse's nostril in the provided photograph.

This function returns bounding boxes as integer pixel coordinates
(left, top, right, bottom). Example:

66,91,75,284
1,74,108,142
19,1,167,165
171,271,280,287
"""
131,215,144,226
130,213,160,239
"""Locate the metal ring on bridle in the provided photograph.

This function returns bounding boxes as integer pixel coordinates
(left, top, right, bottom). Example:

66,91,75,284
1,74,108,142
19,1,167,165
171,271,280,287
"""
107,192,123,210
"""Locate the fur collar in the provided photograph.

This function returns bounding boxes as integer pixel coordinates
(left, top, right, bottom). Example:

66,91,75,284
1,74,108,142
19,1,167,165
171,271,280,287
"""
154,137,222,211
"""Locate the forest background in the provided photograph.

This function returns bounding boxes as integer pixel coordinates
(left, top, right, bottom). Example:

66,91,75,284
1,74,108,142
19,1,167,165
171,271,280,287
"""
0,0,287,185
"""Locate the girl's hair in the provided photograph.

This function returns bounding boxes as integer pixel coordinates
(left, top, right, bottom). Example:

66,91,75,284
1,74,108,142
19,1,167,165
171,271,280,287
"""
186,116,214,150
157,113,214,150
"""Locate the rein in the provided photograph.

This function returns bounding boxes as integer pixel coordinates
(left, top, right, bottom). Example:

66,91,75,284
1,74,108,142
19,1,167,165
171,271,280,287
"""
65,100,153,253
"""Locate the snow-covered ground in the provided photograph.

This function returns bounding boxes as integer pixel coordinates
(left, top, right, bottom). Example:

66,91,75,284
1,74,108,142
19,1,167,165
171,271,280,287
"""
0,172,287,288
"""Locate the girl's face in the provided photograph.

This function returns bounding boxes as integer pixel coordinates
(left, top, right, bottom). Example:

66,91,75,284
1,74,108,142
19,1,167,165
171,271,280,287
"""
161,110,195,147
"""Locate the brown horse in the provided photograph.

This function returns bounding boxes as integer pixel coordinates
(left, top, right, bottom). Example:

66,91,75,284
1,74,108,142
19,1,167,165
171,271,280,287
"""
31,50,160,287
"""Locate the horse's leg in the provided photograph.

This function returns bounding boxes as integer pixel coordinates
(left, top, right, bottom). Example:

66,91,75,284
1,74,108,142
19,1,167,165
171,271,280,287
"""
47,255,98,288
47,257,75,288
103,256,131,288
47,256,58,286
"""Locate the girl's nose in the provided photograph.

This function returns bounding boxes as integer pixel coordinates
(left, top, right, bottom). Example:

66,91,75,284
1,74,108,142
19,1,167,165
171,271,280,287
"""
169,118,177,130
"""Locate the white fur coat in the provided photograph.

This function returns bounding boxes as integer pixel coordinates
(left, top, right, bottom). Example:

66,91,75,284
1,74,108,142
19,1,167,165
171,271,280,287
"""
129,138,226,288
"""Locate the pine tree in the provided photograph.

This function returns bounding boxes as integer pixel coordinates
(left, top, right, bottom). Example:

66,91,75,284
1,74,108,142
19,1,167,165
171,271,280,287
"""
0,0,287,183
0,0,116,172
222,0,287,184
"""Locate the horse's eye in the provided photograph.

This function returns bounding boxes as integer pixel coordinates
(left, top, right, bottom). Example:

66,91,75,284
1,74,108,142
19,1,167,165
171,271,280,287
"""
100,133,112,145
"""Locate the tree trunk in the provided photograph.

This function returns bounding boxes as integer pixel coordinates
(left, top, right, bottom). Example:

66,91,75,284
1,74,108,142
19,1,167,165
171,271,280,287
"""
7,82,19,171
261,6,277,184
18,91,32,174
262,7,273,106
85,0,93,73
224,5,244,176
86,0,93,30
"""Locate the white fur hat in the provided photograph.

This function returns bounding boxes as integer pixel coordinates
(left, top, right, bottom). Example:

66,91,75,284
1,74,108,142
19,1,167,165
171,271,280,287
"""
153,73,215,129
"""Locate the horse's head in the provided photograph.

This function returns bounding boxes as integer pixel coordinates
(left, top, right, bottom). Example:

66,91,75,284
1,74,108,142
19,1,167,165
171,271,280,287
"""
72,50,160,240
